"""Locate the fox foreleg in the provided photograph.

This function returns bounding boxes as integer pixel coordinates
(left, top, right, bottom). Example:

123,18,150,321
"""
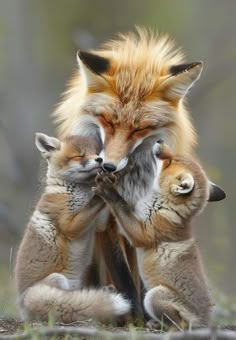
60,196,105,239
94,174,153,248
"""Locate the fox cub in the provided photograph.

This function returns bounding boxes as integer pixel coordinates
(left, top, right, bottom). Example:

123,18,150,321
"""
15,133,130,323
94,141,225,329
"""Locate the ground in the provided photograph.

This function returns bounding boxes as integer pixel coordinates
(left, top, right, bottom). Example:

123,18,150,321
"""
1,318,236,340
0,318,164,339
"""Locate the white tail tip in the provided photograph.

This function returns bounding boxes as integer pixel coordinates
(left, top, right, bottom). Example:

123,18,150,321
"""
111,293,131,316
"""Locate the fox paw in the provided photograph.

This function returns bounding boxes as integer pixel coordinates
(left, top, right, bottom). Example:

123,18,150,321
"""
94,172,119,201
96,172,117,184
102,284,117,294
146,319,163,330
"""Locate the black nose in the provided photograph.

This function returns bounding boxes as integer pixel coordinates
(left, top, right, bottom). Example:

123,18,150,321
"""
95,157,103,164
103,163,117,172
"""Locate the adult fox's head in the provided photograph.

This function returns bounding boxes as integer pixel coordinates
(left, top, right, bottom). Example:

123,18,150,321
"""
55,29,202,172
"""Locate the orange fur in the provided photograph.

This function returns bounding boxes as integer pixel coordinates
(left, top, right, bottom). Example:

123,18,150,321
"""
54,28,199,157
52,28,203,310
94,146,218,329
15,134,130,322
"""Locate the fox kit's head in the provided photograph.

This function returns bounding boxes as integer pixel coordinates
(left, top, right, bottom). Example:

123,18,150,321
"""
55,29,202,172
35,133,103,183
153,142,226,220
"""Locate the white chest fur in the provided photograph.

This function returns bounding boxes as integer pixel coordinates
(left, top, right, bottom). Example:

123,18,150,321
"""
134,157,162,219
31,210,57,243
135,170,161,222
63,230,95,287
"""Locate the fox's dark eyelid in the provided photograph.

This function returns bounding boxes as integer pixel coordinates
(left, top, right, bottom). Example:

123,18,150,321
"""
135,127,148,132
163,159,172,170
97,114,114,128
70,154,84,159
129,126,153,137
136,125,156,133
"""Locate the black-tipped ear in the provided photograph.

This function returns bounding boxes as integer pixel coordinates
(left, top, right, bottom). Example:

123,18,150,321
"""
160,61,203,99
170,62,202,76
78,51,110,75
208,182,226,202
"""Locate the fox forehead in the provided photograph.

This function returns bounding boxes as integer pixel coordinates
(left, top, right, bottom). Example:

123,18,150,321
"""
64,135,99,153
160,157,206,182
161,161,187,179
100,30,183,98
51,136,99,166
107,64,166,104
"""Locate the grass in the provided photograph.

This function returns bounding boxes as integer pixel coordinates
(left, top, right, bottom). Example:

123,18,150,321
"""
0,264,18,318
0,247,236,338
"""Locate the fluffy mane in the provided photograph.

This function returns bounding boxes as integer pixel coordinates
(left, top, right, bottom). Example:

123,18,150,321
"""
53,27,197,156
101,27,184,71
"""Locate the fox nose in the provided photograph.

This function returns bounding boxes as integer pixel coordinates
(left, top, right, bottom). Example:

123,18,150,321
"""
95,157,103,164
103,163,117,172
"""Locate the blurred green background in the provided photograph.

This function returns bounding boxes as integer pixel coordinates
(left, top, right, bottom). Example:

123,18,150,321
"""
0,0,235,321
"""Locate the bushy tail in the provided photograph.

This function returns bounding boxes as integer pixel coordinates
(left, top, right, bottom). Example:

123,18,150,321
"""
20,283,130,323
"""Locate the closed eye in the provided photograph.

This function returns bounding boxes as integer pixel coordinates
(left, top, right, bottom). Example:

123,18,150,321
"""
129,126,155,137
162,159,172,169
69,154,84,160
134,127,147,132
95,114,114,129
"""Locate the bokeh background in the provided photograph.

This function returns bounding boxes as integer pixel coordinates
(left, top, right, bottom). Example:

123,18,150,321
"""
0,0,235,321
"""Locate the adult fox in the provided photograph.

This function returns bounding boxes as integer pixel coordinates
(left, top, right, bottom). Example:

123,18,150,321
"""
54,28,203,313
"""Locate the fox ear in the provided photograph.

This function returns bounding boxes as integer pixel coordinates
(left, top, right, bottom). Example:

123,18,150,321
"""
153,140,174,160
160,62,203,99
171,173,195,196
35,133,61,157
152,140,163,155
77,51,110,89
208,181,226,202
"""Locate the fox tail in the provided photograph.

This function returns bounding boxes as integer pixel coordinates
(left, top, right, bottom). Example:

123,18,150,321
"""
20,283,131,323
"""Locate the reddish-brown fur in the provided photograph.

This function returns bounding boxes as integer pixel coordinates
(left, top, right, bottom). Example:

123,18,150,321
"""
94,145,214,329
53,28,203,308
15,134,130,322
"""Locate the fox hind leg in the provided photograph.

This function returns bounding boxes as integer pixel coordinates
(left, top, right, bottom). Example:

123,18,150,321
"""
144,285,188,331
102,284,117,294
41,273,70,290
